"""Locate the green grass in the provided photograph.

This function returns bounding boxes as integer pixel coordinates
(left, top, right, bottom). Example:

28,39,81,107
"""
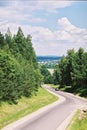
49,84,66,90
0,87,58,129
48,84,59,88
48,84,68,91
66,109,87,130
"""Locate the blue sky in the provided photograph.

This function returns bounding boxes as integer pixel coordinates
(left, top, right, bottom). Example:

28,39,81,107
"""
0,0,87,56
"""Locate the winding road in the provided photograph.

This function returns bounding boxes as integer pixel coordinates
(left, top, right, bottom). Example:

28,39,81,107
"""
2,85,87,130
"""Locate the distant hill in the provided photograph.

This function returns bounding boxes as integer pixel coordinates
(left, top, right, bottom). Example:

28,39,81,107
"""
37,56,62,62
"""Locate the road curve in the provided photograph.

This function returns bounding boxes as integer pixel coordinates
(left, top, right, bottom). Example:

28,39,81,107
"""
2,85,87,130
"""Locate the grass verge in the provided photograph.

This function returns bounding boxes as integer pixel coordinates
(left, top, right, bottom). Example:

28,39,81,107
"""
66,109,87,130
48,84,67,91
0,87,58,129
48,84,59,88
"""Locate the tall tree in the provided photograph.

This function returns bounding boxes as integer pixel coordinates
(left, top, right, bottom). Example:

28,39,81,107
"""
0,27,42,103
66,49,75,86
0,32,4,48
40,65,53,84
72,48,87,88
53,48,87,97
5,27,12,48
53,64,61,85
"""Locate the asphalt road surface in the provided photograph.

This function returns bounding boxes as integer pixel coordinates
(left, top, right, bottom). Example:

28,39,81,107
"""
2,85,87,130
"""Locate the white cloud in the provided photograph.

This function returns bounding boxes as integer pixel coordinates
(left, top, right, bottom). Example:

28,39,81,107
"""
29,17,87,55
0,17,87,56
0,0,87,56
37,1,73,12
0,1,46,25
0,0,73,25
58,17,75,31
56,17,87,44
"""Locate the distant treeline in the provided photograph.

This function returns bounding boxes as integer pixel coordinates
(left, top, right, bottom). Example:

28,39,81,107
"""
0,27,42,103
37,56,61,62
53,48,87,97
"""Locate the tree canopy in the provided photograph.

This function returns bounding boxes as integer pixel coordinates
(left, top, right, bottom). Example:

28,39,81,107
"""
0,27,42,103
40,65,53,84
53,48,87,97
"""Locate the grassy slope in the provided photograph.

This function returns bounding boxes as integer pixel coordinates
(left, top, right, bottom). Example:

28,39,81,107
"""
66,109,87,130
0,87,58,129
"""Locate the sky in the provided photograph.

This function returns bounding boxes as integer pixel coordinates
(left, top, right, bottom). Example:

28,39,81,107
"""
0,0,87,56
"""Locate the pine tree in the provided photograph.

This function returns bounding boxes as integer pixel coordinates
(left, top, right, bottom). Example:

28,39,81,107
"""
0,27,42,103
0,32,4,48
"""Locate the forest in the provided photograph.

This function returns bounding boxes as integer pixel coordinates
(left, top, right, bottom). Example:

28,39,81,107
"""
53,48,87,97
0,27,42,103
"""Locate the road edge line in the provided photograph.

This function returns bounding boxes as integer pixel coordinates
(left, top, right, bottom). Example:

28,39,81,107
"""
56,109,77,130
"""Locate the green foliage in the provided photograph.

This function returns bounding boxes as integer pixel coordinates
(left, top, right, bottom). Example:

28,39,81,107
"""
0,32,4,48
72,48,87,89
53,48,87,97
0,50,22,103
40,65,53,84
53,65,61,85
0,28,41,103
